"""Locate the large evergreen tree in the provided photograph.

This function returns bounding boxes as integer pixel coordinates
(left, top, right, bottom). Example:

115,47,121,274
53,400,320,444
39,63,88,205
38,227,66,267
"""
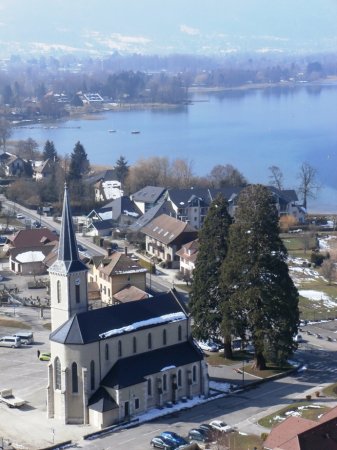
42,140,58,161
220,185,299,369
189,194,233,357
115,155,129,185
68,141,90,181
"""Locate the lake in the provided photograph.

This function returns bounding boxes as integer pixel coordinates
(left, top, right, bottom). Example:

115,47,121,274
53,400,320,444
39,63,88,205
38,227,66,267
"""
12,84,337,213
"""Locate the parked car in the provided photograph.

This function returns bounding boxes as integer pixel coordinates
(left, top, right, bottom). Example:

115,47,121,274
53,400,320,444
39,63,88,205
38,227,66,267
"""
198,423,214,434
196,340,219,352
188,428,212,443
160,431,188,447
294,334,303,343
0,336,21,348
39,352,51,361
209,420,234,433
12,332,34,345
150,435,178,449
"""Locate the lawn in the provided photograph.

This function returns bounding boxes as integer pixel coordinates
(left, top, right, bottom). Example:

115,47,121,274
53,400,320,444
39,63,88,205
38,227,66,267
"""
258,401,331,428
205,350,253,366
227,431,264,450
243,362,293,379
322,382,337,398
0,316,31,329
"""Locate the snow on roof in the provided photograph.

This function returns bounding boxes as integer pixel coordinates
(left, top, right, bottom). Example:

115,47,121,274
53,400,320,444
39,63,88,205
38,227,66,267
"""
160,365,176,372
16,250,45,263
99,312,186,339
102,180,123,200
123,210,139,217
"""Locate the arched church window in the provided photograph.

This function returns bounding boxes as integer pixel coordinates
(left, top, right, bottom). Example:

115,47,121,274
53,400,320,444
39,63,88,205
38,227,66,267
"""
105,343,109,360
55,357,61,390
90,360,95,390
163,329,167,345
133,336,137,354
75,284,80,303
147,378,152,396
148,333,152,350
57,280,61,303
118,340,122,357
178,369,182,387
193,365,197,382
72,362,78,393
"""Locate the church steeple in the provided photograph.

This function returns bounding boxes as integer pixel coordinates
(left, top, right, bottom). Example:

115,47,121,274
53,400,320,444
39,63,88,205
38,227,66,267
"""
49,184,88,331
53,183,87,274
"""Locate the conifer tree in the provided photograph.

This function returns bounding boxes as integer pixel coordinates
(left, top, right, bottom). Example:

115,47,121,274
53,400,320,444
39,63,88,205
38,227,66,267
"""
115,155,129,185
42,140,58,161
68,141,90,181
220,185,299,369
189,194,232,357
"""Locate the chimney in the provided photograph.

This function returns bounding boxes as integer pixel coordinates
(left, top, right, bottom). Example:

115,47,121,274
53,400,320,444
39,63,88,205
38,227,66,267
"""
124,247,128,256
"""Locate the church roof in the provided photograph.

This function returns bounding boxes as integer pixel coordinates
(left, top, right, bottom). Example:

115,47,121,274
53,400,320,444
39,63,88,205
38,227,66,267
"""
49,185,87,274
50,290,188,345
88,386,118,412
101,341,203,389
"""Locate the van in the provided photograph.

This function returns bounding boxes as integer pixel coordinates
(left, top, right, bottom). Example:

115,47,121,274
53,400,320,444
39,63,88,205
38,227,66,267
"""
12,332,34,345
0,336,21,348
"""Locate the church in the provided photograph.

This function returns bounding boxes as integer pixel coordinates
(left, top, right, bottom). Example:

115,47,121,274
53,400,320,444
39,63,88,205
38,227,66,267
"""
47,185,209,428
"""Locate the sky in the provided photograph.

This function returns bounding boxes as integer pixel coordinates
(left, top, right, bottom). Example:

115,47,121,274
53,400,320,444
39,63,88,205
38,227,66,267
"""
0,0,336,57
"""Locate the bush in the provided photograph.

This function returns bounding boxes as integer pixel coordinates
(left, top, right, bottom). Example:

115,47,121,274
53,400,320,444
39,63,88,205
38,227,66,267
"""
310,251,325,267
261,432,269,441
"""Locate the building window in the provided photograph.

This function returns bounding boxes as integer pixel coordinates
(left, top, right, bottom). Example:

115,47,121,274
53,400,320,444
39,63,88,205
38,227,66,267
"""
108,288,110,297
55,357,61,390
193,365,197,383
133,336,137,354
134,398,140,410
178,369,182,387
90,360,95,390
148,333,152,350
163,329,167,345
178,325,182,341
75,284,80,303
105,343,109,360
147,378,152,396
163,374,167,391
57,280,61,303
118,340,122,357
72,362,78,393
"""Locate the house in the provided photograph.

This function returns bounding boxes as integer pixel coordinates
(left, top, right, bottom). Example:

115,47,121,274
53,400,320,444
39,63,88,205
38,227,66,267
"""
87,196,142,232
264,406,337,449
85,219,114,237
131,186,167,214
176,239,199,277
33,158,64,182
141,214,198,269
47,185,209,428
128,200,176,233
88,249,147,304
0,152,26,177
5,228,58,275
87,169,124,202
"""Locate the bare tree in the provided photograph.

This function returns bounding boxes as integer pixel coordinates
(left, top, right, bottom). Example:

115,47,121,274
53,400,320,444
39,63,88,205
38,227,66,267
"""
170,158,194,188
208,164,246,188
0,118,12,152
269,165,284,190
297,162,320,209
321,257,337,285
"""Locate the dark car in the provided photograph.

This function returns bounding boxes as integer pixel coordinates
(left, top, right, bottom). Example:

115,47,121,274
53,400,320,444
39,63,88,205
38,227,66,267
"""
198,423,215,436
188,428,211,443
160,431,188,447
151,435,178,449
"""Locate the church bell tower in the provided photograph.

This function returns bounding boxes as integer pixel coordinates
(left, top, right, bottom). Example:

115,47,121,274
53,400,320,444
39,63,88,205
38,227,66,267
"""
49,184,88,331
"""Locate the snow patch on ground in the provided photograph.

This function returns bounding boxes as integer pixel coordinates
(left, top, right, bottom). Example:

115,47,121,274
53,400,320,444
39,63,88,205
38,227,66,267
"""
299,290,337,308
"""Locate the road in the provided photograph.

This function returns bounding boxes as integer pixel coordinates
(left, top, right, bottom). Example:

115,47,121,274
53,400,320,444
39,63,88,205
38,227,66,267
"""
78,335,337,449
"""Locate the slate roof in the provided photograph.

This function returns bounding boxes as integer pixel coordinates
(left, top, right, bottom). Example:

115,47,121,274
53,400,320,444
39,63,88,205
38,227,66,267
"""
141,214,197,245
93,196,142,221
131,186,166,203
49,185,88,274
167,187,242,207
267,186,299,203
101,341,203,389
128,200,176,232
89,219,114,231
88,386,118,412
50,290,188,345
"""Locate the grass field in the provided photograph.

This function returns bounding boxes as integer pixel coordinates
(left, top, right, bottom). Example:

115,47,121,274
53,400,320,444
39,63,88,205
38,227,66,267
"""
258,401,331,428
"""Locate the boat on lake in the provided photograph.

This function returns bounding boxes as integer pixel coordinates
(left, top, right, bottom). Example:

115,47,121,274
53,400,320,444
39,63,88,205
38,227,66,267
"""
131,130,140,134
108,129,117,133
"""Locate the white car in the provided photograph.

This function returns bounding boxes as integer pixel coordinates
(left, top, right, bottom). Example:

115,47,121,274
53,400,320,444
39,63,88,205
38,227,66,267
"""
196,340,219,352
209,420,233,433
16,213,25,219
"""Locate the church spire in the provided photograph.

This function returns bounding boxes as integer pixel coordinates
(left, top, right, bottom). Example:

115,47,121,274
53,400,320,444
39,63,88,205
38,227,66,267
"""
53,183,87,274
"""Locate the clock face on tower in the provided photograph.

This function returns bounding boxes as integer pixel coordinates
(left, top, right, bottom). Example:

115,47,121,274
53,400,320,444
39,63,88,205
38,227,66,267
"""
75,278,80,286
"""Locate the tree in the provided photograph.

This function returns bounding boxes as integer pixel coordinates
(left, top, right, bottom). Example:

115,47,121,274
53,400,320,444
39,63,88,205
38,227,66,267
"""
0,118,12,152
208,164,247,188
297,162,320,210
220,185,299,370
320,258,337,285
15,138,39,160
42,140,58,162
68,141,90,181
268,165,284,190
115,155,129,185
189,194,233,357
